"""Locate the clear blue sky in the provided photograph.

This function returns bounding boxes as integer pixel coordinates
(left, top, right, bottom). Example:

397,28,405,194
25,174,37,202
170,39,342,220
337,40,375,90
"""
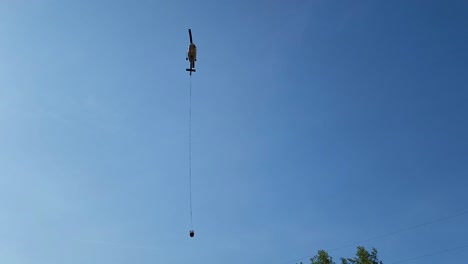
1,0,467,263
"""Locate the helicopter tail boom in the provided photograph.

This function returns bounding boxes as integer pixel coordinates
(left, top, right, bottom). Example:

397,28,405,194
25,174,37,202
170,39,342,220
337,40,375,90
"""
188,29,193,44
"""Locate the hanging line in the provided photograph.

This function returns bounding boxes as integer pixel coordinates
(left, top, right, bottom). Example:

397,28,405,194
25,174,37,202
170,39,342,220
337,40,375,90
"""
189,74,193,229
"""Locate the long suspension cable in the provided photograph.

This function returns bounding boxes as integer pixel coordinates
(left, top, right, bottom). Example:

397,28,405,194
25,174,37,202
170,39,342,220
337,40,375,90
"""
189,75,193,229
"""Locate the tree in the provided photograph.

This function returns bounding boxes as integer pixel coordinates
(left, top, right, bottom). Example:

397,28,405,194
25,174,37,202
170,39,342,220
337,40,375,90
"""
341,246,383,264
306,246,384,264
309,250,335,264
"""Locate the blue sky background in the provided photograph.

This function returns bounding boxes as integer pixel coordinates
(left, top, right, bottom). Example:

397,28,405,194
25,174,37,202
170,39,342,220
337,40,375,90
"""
1,0,467,263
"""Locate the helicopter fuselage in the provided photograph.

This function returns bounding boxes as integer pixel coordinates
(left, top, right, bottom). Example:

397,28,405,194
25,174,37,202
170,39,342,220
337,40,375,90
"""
187,43,197,63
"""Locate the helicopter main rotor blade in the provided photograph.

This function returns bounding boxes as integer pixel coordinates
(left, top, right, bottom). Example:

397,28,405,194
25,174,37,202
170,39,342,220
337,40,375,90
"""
188,29,193,44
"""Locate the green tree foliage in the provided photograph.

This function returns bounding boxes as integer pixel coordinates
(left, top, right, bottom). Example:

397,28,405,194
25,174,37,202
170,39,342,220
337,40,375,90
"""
310,250,335,264
306,246,383,264
340,246,383,264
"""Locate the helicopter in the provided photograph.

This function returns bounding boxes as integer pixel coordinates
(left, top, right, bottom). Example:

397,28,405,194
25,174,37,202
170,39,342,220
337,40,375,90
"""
186,29,197,75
